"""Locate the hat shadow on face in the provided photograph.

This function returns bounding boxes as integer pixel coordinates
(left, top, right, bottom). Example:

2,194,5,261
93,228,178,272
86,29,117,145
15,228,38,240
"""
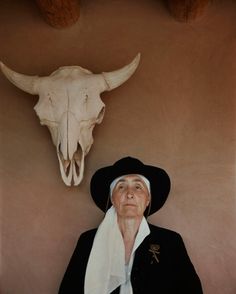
90,157,171,216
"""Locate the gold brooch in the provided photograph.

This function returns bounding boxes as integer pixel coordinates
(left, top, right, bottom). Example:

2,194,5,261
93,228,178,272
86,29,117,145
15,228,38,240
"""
149,244,160,263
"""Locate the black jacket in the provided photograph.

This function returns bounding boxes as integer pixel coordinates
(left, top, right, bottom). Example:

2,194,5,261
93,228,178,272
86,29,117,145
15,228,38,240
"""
58,224,203,293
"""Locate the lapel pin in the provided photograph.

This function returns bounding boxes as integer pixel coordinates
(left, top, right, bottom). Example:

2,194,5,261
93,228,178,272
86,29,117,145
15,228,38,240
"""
149,244,160,264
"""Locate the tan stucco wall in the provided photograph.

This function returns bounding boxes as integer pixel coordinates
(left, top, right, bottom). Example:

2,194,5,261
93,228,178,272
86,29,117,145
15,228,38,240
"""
0,0,236,293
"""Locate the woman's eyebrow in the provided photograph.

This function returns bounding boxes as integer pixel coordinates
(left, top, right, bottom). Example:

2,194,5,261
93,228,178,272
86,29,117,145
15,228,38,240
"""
116,179,126,184
115,178,145,184
132,178,145,183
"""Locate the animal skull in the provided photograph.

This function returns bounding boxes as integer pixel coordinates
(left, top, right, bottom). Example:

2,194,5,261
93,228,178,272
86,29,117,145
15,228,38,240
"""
0,54,140,186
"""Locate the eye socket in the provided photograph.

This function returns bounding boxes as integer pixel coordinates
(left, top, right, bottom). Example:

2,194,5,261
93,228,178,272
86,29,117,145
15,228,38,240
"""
135,184,143,190
115,182,126,191
118,184,125,190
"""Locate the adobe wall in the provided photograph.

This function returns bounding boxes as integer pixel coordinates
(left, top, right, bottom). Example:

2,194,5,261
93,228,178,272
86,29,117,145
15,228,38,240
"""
0,1,235,293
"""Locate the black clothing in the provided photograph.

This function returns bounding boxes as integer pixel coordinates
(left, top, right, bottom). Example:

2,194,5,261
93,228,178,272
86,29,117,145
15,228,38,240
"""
59,224,203,294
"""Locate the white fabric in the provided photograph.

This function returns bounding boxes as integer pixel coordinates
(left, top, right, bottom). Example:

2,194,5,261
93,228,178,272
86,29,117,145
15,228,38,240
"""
84,206,126,294
84,206,150,294
109,174,151,197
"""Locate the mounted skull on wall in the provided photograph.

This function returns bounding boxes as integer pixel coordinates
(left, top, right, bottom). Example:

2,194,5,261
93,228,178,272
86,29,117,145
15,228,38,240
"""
0,54,140,186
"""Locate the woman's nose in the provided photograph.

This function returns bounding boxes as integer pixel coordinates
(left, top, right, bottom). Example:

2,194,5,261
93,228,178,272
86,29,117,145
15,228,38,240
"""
127,189,134,199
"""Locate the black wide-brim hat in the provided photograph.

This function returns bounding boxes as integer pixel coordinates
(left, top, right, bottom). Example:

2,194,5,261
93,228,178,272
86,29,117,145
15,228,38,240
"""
90,156,171,216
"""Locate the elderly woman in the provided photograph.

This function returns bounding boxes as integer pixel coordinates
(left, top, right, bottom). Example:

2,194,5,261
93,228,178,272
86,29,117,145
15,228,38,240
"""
58,157,203,294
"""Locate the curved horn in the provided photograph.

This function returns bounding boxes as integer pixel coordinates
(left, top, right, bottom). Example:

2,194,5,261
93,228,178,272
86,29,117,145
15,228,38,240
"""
0,62,40,95
102,53,141,91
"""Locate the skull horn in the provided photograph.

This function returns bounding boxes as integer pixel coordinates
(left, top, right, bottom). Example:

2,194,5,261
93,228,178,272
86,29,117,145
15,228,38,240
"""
102,53,141,91
0,62,40,95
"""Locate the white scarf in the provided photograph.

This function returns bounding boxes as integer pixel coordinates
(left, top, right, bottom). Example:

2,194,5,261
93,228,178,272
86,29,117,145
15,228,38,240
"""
84,206,150,294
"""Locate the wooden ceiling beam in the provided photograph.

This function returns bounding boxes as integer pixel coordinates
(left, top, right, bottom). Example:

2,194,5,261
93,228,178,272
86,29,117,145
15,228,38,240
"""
35,0,210,28
35,0,79,29
167,0,210,22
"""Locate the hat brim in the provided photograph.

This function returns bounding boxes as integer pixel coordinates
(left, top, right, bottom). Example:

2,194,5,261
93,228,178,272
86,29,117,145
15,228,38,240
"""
90,157,171,216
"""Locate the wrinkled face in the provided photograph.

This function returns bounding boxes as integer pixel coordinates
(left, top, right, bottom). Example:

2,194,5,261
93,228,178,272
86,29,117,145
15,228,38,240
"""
111,174,150,219
34,68,106,186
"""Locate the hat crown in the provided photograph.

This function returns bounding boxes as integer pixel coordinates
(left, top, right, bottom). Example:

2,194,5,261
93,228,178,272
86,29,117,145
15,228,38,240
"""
110,156,149,179
114,156,143,169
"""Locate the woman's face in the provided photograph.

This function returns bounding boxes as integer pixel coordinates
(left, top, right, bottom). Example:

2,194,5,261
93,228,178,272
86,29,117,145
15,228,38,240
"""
111,174,150,219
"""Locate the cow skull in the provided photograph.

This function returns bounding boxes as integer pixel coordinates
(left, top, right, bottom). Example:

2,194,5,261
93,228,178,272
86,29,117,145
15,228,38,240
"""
0,54,140,186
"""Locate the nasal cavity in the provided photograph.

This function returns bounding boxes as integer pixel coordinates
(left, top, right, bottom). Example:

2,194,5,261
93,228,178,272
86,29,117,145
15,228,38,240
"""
58,143,71,176
73,143,83,175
